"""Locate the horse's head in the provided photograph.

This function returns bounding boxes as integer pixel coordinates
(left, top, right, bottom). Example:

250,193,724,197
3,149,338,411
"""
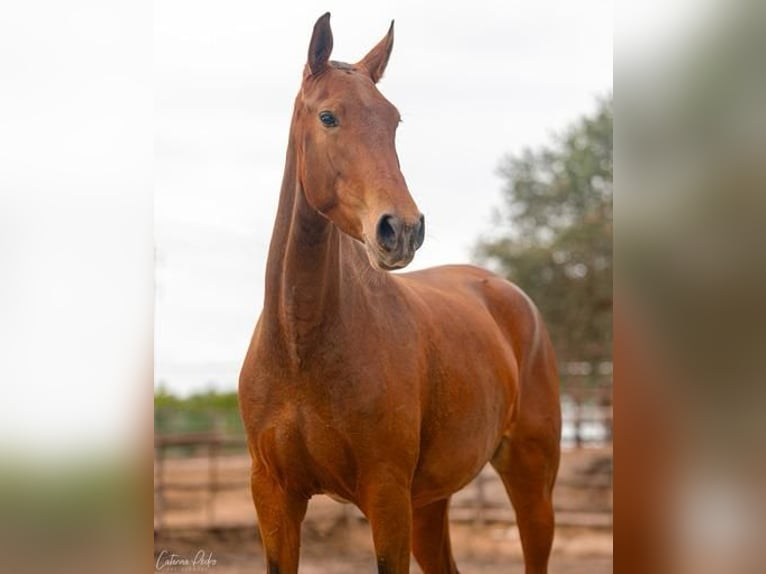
294,13,424,271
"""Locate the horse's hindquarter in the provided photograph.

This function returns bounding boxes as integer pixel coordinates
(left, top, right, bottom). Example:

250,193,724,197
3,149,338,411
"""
398,265,533,505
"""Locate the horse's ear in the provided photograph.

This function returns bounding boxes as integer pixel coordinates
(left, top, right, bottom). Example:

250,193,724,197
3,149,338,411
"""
308,12,333,76
358,20,394,84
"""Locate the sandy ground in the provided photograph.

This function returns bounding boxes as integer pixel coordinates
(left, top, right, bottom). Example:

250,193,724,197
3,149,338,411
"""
154,448,611,573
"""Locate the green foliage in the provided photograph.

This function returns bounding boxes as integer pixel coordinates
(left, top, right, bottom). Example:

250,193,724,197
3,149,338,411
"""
154,388,243,437
476,97,613,369
153,386,182,409
154,388,239,411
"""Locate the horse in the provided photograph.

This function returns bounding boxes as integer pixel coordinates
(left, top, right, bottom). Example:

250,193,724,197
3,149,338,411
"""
239,13,561,574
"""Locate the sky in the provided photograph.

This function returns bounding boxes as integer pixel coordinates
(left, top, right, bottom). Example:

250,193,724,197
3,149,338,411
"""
155,0,613,396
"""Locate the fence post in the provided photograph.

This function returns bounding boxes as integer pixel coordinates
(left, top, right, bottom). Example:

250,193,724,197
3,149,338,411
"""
574,395,583,449
207,434,220,528
155,443,165,531
601,391,613,443
474,468,486,526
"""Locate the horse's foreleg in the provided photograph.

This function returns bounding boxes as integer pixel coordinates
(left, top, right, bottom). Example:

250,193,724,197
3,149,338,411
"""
412,497,460,573
250,467,308,574
360,477,413,574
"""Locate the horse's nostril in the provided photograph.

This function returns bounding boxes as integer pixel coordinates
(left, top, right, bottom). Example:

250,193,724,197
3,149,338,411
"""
376,214,399,252
414,214,425,250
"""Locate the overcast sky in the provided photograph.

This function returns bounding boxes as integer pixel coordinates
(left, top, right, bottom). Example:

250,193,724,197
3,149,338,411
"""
155,0,612,396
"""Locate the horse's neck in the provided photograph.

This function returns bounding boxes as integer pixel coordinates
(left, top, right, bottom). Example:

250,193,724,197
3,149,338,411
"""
261,127,351,363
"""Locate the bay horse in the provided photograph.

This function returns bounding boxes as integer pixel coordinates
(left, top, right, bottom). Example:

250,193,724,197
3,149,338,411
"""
239,13,561,574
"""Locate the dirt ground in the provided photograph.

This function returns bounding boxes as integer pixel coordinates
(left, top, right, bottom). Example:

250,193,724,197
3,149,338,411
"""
154,448,612,573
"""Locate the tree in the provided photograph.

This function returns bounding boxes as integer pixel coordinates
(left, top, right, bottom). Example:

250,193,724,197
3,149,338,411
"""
475,97,612,373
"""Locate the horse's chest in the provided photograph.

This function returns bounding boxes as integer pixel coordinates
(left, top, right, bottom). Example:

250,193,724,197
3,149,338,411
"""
247,378,396,498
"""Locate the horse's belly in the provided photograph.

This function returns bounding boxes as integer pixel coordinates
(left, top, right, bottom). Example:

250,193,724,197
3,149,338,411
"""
410,446,494,508
411,413,508,507
411,367,516,506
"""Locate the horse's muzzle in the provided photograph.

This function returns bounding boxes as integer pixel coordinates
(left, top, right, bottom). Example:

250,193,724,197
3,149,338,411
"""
373,212,425,269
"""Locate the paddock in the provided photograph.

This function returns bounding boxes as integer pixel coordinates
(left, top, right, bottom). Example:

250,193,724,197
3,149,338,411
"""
154,380,612,573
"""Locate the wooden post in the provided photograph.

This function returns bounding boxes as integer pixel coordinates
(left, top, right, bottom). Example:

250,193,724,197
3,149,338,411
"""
601,390,613,444
207,434,219,528
155,443,165,531
474,468,486,526
574,396,583,449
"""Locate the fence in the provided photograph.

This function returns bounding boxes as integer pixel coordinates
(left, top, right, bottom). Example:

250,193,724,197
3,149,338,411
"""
560,378,612,448
154,381,612,532
154,432,248,531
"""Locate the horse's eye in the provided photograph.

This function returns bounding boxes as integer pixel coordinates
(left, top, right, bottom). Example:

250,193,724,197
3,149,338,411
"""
319,111,338,127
